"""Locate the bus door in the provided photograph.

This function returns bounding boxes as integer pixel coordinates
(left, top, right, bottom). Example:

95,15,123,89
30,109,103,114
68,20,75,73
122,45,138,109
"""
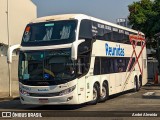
85,57,101,102
77,57,86,103
85,74,97,102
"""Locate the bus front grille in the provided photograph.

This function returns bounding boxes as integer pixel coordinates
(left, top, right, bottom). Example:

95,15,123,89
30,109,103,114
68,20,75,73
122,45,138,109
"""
29,92,60,97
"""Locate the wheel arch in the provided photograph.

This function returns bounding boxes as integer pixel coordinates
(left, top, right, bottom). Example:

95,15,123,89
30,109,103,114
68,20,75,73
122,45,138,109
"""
94,81,100,88
103,80,109,87
134,75,138,81
103,80,109,93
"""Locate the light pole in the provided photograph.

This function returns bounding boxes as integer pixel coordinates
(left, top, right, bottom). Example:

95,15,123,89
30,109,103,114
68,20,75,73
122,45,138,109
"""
6,0,12,97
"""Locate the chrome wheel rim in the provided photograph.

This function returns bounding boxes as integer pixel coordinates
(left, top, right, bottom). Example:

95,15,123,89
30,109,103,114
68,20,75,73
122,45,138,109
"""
93,87,97,100
101,86,106,99
134,80,137,89
138,80,141,88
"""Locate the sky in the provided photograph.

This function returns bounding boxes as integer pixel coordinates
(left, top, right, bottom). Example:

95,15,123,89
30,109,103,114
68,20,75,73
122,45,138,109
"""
32,0,140,23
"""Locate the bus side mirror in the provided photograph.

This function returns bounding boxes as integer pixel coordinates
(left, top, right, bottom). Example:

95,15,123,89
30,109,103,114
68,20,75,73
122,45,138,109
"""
71,39,85,60
7,44,21,63
77,58,82,75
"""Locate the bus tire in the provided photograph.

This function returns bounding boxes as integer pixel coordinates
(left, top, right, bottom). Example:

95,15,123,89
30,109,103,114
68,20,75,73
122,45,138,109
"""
134,77,140,92
139,75,142,87
89,83,100,105
99,82,109,102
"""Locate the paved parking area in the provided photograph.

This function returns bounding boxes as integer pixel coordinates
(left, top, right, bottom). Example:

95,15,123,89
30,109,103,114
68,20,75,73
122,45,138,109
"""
0,84,160,119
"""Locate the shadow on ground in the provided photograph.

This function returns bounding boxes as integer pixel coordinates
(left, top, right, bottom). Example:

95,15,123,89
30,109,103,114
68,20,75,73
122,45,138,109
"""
0,90,135,111
1,82,159,111
0,98,88,110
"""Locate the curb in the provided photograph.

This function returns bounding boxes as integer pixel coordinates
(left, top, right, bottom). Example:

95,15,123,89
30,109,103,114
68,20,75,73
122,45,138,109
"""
145,82,160,87
0,97,19,101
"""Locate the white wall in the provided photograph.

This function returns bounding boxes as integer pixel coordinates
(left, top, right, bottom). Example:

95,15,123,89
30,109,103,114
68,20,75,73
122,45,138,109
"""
0,0,37,97
0,0,8,45
0,0,37,46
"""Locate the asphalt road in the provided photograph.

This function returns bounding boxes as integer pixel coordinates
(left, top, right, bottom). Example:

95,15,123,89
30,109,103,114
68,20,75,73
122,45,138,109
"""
0,84,160,120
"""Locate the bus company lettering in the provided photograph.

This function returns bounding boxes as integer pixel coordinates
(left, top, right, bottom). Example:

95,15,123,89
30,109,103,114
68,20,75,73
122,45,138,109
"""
38,89,49,92
105,43,125,56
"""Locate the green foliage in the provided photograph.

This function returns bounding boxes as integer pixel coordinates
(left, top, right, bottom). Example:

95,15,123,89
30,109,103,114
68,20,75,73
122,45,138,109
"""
128,0,160,48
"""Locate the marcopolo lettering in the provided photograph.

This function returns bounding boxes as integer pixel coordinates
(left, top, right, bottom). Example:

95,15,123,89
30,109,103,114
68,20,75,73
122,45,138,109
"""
105,43,125,56
38,89,49,92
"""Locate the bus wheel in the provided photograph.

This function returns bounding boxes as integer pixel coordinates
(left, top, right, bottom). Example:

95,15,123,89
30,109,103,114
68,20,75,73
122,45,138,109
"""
134,77,140,92
138,79,141,90
89,83,100,105
139,75,142,87
100,82,109,102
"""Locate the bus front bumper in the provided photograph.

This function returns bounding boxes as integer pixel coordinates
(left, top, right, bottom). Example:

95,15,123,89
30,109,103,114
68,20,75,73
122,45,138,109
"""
20,92,79,105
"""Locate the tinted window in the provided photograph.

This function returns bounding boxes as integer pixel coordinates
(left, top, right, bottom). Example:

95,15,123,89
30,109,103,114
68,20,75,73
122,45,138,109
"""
93,57,100,75
79,20,92,39
101,57,114,74
93,57,135,75
96,23,105,40
104,29,112,41
114,58,126,72
79,20,141,46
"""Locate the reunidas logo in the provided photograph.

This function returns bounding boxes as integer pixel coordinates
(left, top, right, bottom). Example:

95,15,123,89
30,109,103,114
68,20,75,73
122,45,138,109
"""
105,43,125,56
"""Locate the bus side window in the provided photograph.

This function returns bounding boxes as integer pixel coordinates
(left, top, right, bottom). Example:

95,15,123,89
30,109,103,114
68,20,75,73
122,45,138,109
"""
79,19,92,39
83,56,90,73
110,58,115,73
100,57,115,74
93,57,100,75
104,29,112,41
128,58,135,71
96,27,104,40
101,57,111,74
114,58,126,73
112,31,119,42
123,33,130,44
101,58,107,74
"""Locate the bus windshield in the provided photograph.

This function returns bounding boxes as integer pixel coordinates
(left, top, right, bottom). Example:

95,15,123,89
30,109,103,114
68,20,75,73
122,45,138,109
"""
22,20,77,46
18,49,76,82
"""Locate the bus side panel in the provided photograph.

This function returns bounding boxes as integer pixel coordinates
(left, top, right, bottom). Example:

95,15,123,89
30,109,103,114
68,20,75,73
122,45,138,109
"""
100,74,117,95
142,48,148,85
77,76,86,104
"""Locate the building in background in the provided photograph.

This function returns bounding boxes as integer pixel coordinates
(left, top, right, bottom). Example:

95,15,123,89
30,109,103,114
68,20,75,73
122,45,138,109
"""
0,0,37,97
147,48,158,80
0,0,37,56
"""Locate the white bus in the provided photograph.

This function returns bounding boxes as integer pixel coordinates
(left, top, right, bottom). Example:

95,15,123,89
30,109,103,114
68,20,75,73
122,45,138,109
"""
18,14,147,105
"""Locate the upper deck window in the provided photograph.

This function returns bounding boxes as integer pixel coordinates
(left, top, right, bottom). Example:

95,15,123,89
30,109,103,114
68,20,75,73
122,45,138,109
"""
22,20,77,46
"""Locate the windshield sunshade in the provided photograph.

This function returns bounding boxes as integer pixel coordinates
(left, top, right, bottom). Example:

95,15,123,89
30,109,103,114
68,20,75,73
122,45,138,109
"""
22,20,77,46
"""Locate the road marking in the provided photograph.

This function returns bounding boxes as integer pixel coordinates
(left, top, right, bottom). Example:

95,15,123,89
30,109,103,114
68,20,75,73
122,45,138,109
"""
125,92,136,96
143,92,155,96
138,104,160,106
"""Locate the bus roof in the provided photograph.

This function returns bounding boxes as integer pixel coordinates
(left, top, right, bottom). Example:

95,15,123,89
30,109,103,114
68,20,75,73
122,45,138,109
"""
30,14,82,23
30,14,144,35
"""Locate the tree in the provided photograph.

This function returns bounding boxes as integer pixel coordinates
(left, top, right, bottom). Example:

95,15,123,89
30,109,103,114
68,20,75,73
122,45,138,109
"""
128,0,160,48
152,0,160,34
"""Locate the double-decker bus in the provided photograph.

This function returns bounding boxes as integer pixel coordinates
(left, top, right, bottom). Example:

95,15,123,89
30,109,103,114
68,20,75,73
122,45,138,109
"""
18,14,147,105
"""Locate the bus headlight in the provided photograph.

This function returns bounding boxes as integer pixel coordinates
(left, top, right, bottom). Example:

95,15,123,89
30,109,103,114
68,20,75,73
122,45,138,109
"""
59,85,76,96
20,88,30,96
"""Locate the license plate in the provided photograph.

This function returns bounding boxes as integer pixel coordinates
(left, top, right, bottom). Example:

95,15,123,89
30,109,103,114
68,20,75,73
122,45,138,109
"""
39,99,49,103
